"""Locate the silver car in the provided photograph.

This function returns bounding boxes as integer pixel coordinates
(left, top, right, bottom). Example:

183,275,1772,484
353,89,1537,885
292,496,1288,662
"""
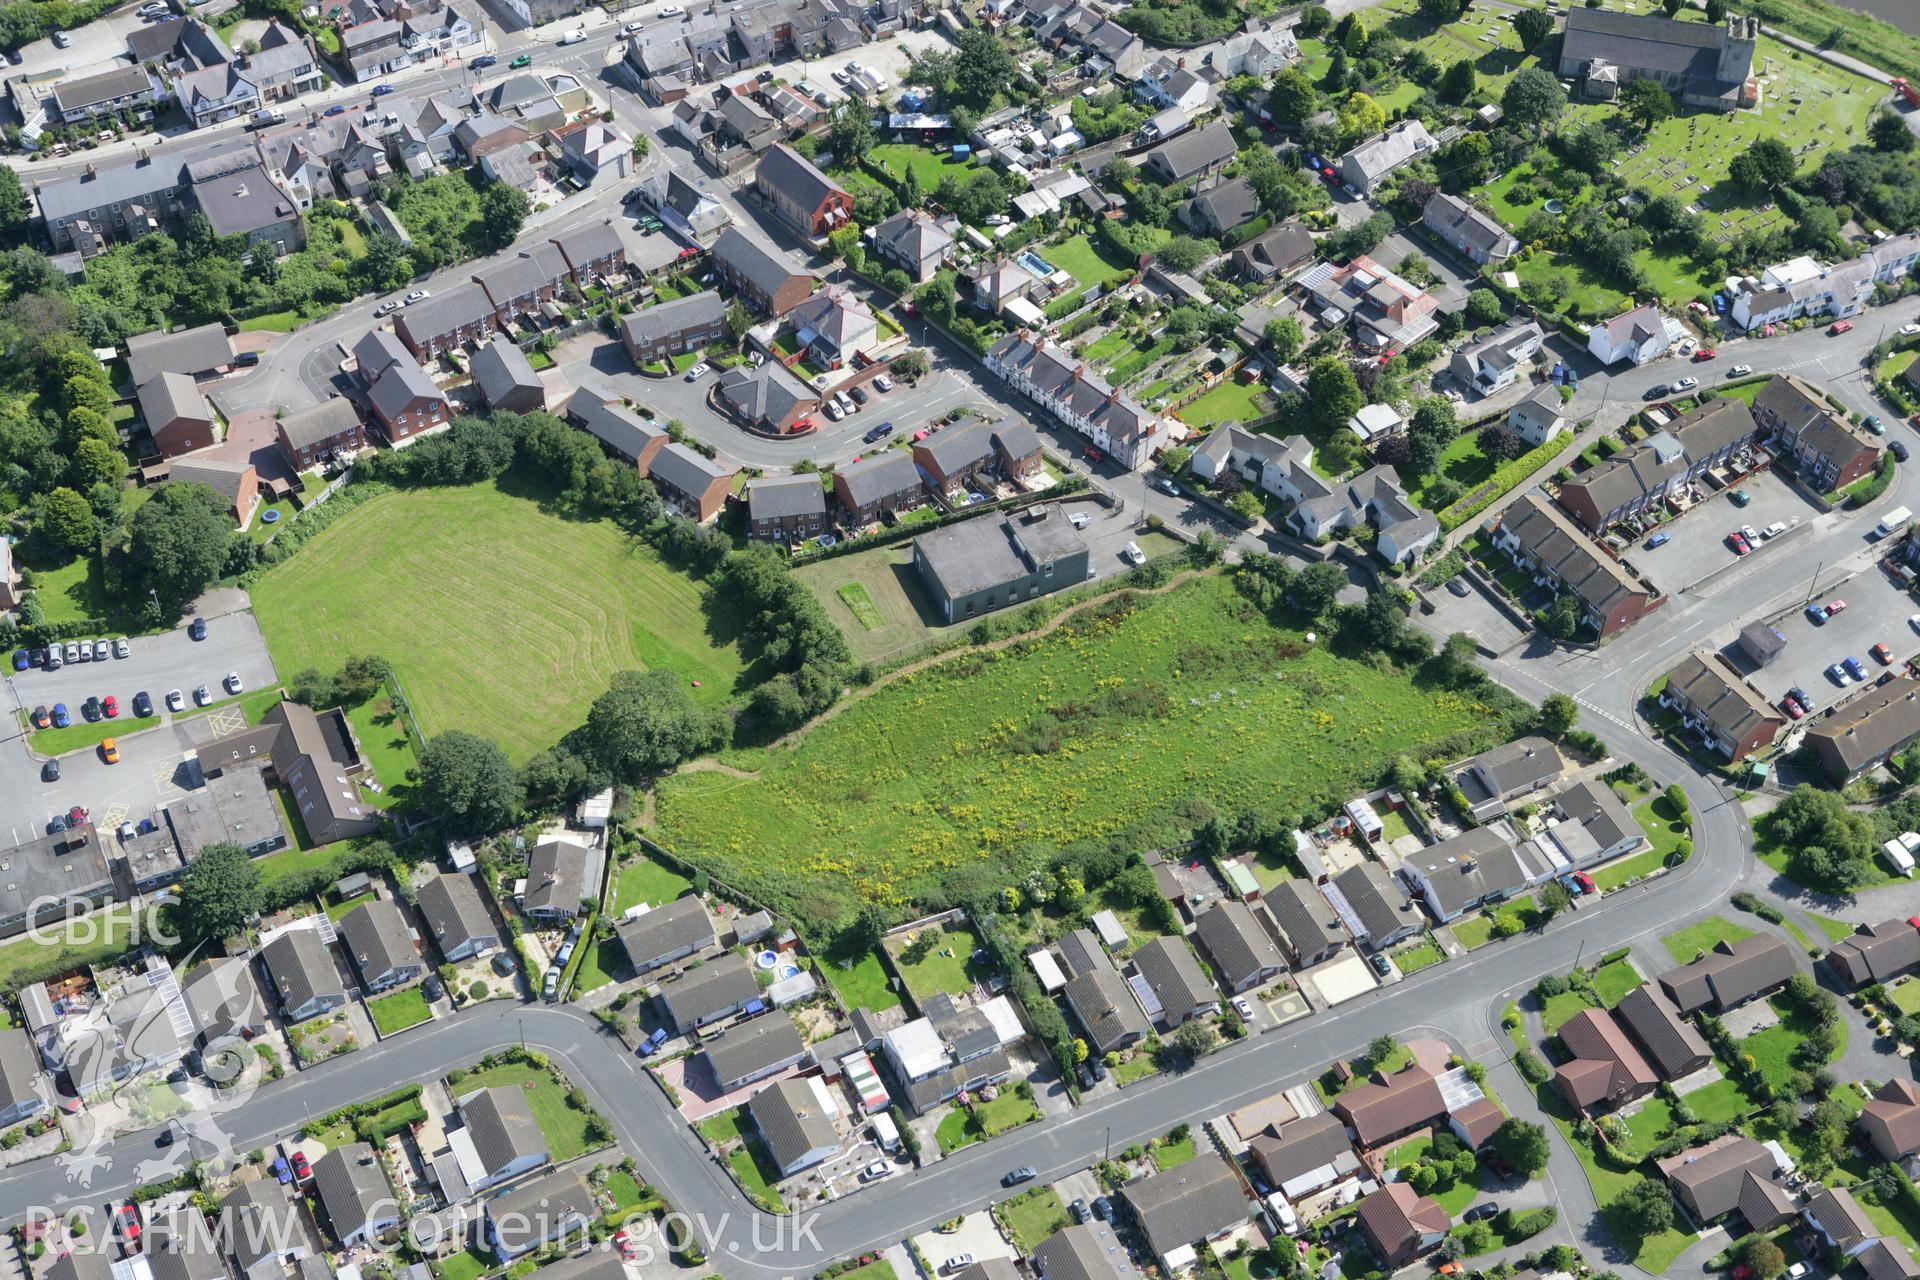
64,641,80,663
113,637,129,658
92,639,110,661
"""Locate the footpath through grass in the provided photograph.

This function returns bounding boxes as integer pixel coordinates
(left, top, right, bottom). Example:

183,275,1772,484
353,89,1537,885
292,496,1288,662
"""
656,574,1517,923
253,471,750,760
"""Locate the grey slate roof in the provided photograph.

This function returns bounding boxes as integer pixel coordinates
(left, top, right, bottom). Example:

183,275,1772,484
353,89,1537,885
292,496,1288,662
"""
1807,676,1920,776
713,228,810,299
873,208,953,261
1424,192,1513,256
837,451,922,506
550,220,626,274
1463,735,1564,795
260,929,343,1013
145,1207,228,1280
1030,1223,1133,1280
1552,778,1640,857
193,164,295,238
367,359,443,424
658,951,760,1029
993,422,1040,462
1131,936,1217,1016
747,474,827,522
1062,964,1149,1050
353,329,412,381
1146,119,1237,181
0,1029,42,1116
568,386,667,461
337,898,417,983
702,1013,805,1085
647,441,735,497
523,838,605,917
917,421,995,477
484,1169,596,1256
1560,7,1752,89
715,362,815,427
1497,494,1652,621
1265,878,1345,957
127,322,232,386
170,458,254,511
746,1076,838,1172
1248,1111,1352,1188
1331,862,1418,944
1121,1154,1247,1257
757,144,848,215
1183,176,1260,232
401,281,495,341
221,1177,302,1273
621,290,726,349
34,154,189,226
312,1142,394,1241
470,338,542,407
460,1085,547,1175
1194,900,1285,989
140,371,210,427
415,872,495,960
278,399,362,453
1411,827,1539,919
1657,934,1796,1014
616,893,714,967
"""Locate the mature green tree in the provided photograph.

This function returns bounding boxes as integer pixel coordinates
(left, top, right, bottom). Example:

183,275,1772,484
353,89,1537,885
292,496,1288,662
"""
1538,877,1573,919
1491,1117,1550,1178
1661,0,1683,15
1290,562,1348,619
1464,288,1505,328
62,373,114,419
174,844,262,941
418,730,520,833
1502,67,1567,129
951,27,1015,109
1298,3,1332,36
1264,316,1305,362
1729,1236,1785,1280
1156,236,1214,274
1269,67,1318,126
1729,137,1796,192
1417,0,1466,19
37,486,94,551
1536,692,1579,740
1612,1178,1675,1236
1620,77,1676,132
1543,591,1581,639
0,167,27,248
726,302,754,338
1564,121,1617,172
1407,397,1458,476
828,98,875,167
128,483,232,613
1367,1034,1398,1066
1307,357,1363,436
358,231,414,293
1336,91,1386,142
1704,0,1726,18
1441,133,1493,190
67,437,121,491
1872,111,1917,153
1438,59,1476,105
582,669,728,782
478,181,529,251
1172,1018,1215,1058
1513,6,1554,52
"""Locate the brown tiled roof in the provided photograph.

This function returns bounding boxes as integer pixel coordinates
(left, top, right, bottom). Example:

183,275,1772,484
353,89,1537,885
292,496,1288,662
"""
1735,1169,1796,1232
1655,1133,1776,1220
1656,934,1796,1014
1334,1066,1446,1147
1613,982,1710,1080
1355,1182,1449,1260
1448,1097,1505,1148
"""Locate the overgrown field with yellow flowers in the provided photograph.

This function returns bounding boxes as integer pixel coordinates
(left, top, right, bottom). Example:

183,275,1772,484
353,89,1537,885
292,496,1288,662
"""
654,575,1516,928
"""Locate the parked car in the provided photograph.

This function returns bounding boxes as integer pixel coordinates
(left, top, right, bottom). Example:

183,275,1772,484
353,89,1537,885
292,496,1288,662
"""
1446,576,1472,596
1726,530,1750,555
1874,642,1895,664
849,386,869,406
1644,531,1670,549
1643,384,1669,401
376,299,402,316
371,82,395,96
46,816,67,835
620,20,644,33
874,374,894,392
42,759,59,781
1807,602,1831,623
188,617,207,641
1091,1197,1114,1222
1789,685,1814,712
1368,951,1391,976
471,53,497,67
1845,655,1868,680
132,691,152,717
115,1202,141,1248
323,103,349,117
165,689,184,712
1729,489,1751,507
1573,870,1596,894
824,400,845,421
91,638,108,661
1831,320,1854,335
82,697,101,722
101,738,119,765
1232,995,1254,1019
30,706,47,729
558,27,587,43
1827,597,1849,616
1463,1203,1498,1224
1827,662,1852,685
289,1151,311,1182
64,640,80,663
1728,364,1752,377
102,695,118,718
1762,521,1787,538
1122,541,1146,565
1003,1168,1037,1187
193,685,212,706
10,649,25,671
404,289,430,304
684,362,709,381
1896,440,1912,463
941,1256,973,1273
1692,348,1717,361
863,421,895,444
1740,524,1759,544
1866,415,1886,436
224,671,243,694
1782,695,1805,720
51,703,69,728
1671,376,1698,392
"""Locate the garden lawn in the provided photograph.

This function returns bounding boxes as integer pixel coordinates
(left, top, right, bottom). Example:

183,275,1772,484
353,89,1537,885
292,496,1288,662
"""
726,1139,787,1212
1112,1052,1161,1086
795,543,967,665
1683,1078,1752,1124
1634,793,1691,865
1451,916,1496,951
454,1061,601,1160
1392,937,1445,975
1740,994,1845,1093
888,923,987,1003
344,694,417,810
438,1248,493,1280
1891,981,1920,1016
1550,1110,1697,1271
1153,1131,1196,1169
0,906,136,991
1811,913,1857,943
1402,427,1494,508
823,947,902,1012
26,552,116,627
1592,958,1641,1008
864,144,974,195
367,987,432,1035
252,472,749,761
1044,234,1133,291
1541,991,1595,1035
1662,916,1756,965
1591,847,1668,893
1174,378,1273,428
656,575,1518,924
999,1187,1069,1254
610,854,693,914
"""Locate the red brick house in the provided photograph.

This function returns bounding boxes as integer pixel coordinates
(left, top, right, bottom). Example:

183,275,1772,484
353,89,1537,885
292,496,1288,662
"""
276,397,365,471
394,282,496,360
472,244,570,326
711,228,814,319
647,442,736,523
366,359,450,445
139,371,217,457
169,457,259,529
833,452,923,526
992,423,1043,482
755,144,852,238
913,421,996,493
549,221,626,288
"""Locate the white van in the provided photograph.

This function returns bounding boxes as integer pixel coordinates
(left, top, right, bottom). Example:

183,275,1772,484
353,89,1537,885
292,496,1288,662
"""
1878,506,1913,539
249,107,285,128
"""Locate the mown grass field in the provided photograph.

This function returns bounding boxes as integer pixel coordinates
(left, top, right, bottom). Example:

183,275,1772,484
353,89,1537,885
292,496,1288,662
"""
655,575,1514,923
253,473,749,760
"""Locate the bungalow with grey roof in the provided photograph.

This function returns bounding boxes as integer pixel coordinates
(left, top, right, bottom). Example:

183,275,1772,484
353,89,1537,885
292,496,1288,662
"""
1326,863,1421,949
415,872,497,964
337,898,422,994
748,1077,838,1176
455,1084,548,1192
484,1168,596,1261
1423,193,1517,265
1063,963,1150,1054
1144,120,1237,184
522,839,604,924
1194,900,1286,994
1657,935,1796,1015
312,1143,399,1246
1401,827,1550,923
1130,936,1217,1026
1121,1154,1248,1266
615,894,715,975
1263,878,1345,967
1228,220,1315,283
1180,177,1261,239
657,951,760,1034
702,1013,807,1091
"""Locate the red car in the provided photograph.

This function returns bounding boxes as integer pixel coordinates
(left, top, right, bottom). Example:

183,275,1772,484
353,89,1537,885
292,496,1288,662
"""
1827,597,1849,616
115,1202,141,1249
1831,320,1854,335
1727,530,1750,555
1692,347,1717,361
1573,871,1596,894
1875,642,1895,664
68,806,88,827
102,695,118,718
1083,445,1103,463
290,1151,311,1183
1783,696,1805,720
